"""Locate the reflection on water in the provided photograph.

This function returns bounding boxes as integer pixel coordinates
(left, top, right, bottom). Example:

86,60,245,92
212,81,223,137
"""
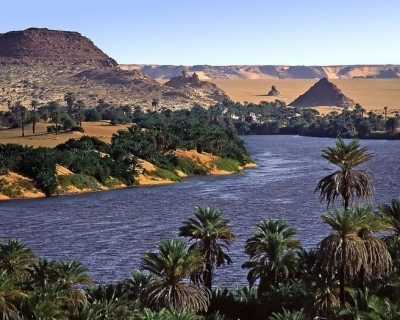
1,136,400,287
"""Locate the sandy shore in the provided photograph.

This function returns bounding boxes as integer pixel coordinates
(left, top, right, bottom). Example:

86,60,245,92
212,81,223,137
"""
0,148,257,201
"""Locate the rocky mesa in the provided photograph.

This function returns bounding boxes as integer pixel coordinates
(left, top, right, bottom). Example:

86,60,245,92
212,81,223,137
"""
0,28,229,110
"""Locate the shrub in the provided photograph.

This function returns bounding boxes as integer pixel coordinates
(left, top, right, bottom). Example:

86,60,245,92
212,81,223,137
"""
0,178,22,198
70,125,85,133
33,171,58,196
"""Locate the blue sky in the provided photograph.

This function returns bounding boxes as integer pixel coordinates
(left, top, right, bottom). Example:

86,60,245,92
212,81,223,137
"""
2,0,399,65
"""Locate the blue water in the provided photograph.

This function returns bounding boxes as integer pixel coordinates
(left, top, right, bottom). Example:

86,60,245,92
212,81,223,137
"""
1,135,399,287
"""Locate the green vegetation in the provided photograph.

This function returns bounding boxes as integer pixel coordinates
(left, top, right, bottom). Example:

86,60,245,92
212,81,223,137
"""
176,157,210,175
150,169,181,182
0,178,22,198
213,158,241,173
3,93,400,318
1,98,253,197
57,174,102,192
208,99,400,139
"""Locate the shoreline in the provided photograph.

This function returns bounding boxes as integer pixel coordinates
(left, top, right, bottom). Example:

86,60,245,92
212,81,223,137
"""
0,156,257,201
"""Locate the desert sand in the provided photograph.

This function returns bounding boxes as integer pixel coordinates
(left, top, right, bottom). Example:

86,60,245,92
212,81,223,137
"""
206,78,400,115
0,121,124,147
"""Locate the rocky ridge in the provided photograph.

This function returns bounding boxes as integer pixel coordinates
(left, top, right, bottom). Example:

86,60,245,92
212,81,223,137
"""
121,64,400,79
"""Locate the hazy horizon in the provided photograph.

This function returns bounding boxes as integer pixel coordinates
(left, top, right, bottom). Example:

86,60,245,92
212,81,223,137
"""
2,0,400,66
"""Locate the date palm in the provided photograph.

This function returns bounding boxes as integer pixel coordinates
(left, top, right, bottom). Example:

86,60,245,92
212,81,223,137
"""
31,99,40,134
317,207,391,306
140,239,210,312
0,238,37,277
64,92,76,113
0,270,26,320
242,218,301,296
47,259,91,308
378,199,400,243
315,138,373,209
179,206,235,290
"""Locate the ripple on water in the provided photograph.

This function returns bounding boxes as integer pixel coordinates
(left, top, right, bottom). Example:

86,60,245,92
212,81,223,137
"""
1,136,400,287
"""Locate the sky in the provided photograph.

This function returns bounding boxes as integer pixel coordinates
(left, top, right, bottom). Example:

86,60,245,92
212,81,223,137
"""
2,0,400,66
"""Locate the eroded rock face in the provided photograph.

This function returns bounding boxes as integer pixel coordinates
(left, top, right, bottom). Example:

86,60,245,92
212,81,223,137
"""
0,28,117,68
164,71,229,103
289,77,354,108
267,85,280,96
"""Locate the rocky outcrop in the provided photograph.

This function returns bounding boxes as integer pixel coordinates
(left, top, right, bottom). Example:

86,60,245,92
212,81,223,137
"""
267,85,280,96
0,28,117,68
0,28,230,110
164,71,229,103
289,78,355,108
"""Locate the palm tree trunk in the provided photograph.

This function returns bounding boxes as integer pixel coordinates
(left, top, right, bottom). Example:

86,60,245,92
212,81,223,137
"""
344,195,349,210
358,264,366,293
204,239,212,290
205,261,212,290
340,239,347,306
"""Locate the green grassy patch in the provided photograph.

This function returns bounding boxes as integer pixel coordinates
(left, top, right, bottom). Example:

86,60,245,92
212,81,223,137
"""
150,169,181,182
176,157,210,175
58,174,102,192
103,177,125,188
213,158,241,173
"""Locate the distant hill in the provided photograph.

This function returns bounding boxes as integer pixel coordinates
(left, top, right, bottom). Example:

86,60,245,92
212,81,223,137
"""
0,28,228,110
290,78,354,108
120,64,400,80
0,27,118,68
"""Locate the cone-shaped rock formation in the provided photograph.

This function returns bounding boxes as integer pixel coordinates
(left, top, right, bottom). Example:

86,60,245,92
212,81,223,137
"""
289,77,354,107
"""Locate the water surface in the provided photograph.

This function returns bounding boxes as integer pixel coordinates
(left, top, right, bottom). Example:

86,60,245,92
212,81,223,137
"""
1,136,399,287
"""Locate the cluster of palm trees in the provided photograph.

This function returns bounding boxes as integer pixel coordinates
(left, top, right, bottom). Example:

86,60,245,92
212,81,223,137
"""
1,138,400,319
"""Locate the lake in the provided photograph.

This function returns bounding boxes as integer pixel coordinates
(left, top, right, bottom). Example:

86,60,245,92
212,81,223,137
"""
1,135,399,287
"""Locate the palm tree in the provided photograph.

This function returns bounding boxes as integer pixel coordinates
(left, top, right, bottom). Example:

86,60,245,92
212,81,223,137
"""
84,283,137,319
378,199,400,243
0,270,27,320
74,100,86,126
48,101,63,135
140,239,210,312
31,100,40,134
0,238,37,277
315,138,373,209
14,102,27,137
64,92,76,113
242,219,301,296
151,99,159,112
47,259,92,308
317,207,391,306
179,206,235,290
